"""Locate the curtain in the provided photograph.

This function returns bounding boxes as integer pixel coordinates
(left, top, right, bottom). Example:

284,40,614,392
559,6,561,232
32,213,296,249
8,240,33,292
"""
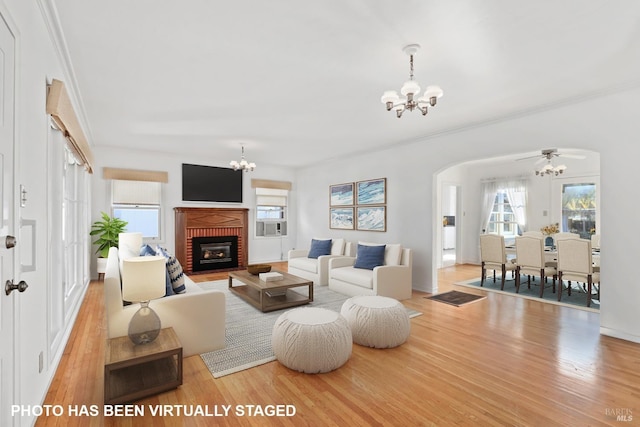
480,181,499,234
505,179,528,233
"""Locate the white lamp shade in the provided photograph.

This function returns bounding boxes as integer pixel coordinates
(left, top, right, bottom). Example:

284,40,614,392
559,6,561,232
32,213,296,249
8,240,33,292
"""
400,80,421,96
380,90,400,104
424,85,444,98
121,256,166,302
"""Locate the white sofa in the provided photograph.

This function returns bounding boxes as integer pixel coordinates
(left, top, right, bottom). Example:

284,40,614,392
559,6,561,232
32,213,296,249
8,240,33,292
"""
104,246,226,357
288,238,355,285
328,245,413,300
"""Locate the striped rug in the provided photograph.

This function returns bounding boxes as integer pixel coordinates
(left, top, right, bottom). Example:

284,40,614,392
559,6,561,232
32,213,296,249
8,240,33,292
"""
198,280,421,378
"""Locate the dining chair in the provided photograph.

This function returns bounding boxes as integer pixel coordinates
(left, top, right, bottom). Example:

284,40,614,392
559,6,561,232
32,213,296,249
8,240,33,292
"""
556,238,600,307
515,236,557,297
522,231,544,238
591,234,601,250
553,232,580,246
480,234,516,290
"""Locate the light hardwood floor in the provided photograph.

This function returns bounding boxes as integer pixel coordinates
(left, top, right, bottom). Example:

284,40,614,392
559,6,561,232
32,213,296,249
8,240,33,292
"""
35,263,640,426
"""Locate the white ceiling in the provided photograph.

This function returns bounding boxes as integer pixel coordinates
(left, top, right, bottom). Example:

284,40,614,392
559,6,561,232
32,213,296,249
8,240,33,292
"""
49,0,640,168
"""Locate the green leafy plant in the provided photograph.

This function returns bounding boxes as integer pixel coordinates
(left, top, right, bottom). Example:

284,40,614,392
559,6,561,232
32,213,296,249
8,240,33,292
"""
90,212,128,258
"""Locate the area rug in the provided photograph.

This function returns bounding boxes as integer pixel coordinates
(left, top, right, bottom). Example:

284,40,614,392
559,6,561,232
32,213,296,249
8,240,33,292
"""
426,290,486,306
197,280,422,378
455,276,599,312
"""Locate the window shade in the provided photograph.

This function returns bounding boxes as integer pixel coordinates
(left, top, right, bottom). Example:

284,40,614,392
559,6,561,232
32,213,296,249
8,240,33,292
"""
251,179,292,190
112,180,161,205
46,79,94,173
103,167,168,183
256,188,288,206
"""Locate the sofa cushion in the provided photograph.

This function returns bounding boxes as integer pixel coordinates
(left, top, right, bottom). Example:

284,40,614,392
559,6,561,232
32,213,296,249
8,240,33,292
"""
331,266,374,289
354,244,386,270
140,244,156,256
331,238,346,255
384,244,403,266
308,239,332,259
289,257,319,274
156,246,186,294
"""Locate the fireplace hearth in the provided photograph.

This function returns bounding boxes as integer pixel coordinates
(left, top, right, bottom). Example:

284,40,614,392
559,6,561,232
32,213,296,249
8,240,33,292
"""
174,207,248,274
192,236,239,272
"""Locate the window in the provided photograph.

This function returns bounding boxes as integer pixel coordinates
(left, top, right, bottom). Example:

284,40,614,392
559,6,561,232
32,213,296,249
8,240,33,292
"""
562,183,596,238
255,188,288,237
486,190,520,237
111,180,162,240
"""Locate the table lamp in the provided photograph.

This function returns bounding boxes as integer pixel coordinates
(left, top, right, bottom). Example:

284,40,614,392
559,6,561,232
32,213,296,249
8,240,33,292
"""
122,256,166,344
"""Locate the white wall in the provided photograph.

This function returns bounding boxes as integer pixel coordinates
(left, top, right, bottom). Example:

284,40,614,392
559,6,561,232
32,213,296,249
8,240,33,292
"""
90,146,297,276
296,84,640,344
2,0,89,425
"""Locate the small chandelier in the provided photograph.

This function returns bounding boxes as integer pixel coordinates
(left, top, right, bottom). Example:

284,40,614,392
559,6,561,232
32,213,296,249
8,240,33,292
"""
229,145,256,172
381,44,443,118
536,160,566,177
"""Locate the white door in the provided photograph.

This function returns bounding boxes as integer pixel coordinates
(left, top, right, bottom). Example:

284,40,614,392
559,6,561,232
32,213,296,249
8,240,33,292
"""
0,12,16,427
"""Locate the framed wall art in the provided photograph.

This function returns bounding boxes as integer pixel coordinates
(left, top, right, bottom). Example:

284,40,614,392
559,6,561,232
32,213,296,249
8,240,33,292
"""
330,207,354,230
356,206,386,232
330,182,354,206
356,178,386,205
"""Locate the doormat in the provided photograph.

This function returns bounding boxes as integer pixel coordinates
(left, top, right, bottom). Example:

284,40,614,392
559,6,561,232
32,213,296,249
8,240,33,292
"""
426,290,486,307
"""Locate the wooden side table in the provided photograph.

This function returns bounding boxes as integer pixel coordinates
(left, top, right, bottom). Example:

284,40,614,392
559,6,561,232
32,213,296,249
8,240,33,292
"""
104,327,183,404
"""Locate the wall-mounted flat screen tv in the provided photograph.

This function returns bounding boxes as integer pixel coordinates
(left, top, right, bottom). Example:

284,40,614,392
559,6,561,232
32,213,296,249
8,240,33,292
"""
182,163,243,203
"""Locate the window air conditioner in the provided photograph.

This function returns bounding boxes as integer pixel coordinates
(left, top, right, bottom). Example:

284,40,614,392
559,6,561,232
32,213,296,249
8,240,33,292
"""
256,221,287,237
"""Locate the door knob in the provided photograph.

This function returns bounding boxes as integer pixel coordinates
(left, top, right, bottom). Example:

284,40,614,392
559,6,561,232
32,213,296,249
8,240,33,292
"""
5,280,28,296
4,235,16,249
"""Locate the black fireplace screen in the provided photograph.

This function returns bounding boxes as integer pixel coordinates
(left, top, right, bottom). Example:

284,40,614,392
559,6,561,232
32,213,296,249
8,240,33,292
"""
191,236,238,272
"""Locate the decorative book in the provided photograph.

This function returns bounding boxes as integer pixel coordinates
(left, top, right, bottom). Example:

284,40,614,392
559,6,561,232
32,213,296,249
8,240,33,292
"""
259,272,284,282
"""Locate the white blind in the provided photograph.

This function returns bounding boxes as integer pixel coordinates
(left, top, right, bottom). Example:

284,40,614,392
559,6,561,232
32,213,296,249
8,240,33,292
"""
256,188,288,206
112,180,161,205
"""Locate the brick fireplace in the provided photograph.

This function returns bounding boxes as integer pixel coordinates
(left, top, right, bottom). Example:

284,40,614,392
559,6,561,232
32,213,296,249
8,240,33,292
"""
174,207,249,274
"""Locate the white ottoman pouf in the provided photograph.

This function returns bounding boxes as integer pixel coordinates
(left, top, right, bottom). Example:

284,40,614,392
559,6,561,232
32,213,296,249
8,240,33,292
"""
340,295,410,348
272,307,352,373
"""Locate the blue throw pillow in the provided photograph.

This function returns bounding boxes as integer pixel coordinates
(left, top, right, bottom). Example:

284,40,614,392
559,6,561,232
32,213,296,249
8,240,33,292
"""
140,244,156,256
354,244,386,270
308,239,332,259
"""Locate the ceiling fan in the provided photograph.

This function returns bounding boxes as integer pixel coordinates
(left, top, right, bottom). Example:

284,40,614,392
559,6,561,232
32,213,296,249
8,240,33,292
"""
516,148,586,165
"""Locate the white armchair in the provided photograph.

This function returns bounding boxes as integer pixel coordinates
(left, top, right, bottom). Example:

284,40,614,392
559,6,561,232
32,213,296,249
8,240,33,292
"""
288,238,354,285
328,244,412,301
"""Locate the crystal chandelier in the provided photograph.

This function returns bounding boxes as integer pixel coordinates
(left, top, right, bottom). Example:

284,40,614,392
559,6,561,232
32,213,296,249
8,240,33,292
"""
229,145,256,172
381,44,443,118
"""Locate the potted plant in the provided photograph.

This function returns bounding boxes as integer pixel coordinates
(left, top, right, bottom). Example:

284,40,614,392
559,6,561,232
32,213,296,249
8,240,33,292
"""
90,212,128,275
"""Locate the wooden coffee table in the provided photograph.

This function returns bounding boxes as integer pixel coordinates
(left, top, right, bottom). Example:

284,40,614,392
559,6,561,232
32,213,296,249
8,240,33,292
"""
228,270,313,312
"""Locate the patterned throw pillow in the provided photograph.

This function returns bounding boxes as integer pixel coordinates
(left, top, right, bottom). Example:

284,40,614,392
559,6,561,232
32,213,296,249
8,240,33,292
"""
156,246,186,294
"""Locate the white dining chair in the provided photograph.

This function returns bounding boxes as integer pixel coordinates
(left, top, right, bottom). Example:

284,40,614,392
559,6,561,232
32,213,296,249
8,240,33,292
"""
557,238,600,307
591,234,601,250
480,234,516,290
515,236,557,297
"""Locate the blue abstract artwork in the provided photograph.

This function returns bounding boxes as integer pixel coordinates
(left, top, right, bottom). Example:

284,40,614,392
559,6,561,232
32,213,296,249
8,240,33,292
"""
357,178,386,205
330,183,354,206
357,206,386,232
330,208,354,229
